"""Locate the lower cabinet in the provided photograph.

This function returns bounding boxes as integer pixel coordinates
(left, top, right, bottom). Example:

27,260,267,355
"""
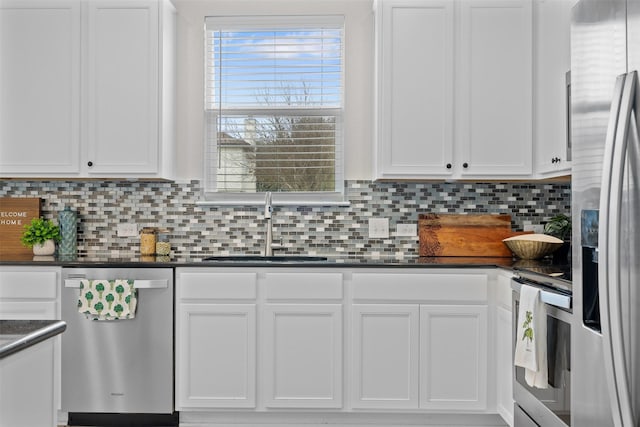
263,304,342,408
351,303,488,411
175,269,343,411
0,266,61,427
419,305,488,411
351,304,420,409
495,271,514,426
176,267,501,422
176,303,257,408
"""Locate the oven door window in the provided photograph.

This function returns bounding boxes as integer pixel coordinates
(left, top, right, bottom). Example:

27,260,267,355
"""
514,300,572,426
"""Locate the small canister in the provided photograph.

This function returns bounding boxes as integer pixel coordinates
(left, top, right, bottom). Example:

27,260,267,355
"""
155,228,171,256
140,227,157,255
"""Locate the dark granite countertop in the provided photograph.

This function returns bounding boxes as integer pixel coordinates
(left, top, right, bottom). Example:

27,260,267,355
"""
0,320,66,360
0,252,571,283
1,252,517,268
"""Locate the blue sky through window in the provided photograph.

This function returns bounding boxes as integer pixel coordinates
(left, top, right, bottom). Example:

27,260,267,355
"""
209,28,343,109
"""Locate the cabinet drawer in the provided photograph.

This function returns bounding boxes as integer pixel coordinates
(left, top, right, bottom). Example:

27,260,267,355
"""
264,273,343,300
0,301,58,320
0,271,58,299
178,272,257,300
352,273,487,302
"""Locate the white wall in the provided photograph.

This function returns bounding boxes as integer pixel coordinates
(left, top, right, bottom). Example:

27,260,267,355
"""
172,0,375,181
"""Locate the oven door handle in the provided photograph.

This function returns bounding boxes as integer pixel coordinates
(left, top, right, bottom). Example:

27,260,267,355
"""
511,278,571,310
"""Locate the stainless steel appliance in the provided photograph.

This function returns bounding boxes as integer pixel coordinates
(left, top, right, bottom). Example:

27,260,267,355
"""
572,0,640,425
60,268,174,425
511,271,572,427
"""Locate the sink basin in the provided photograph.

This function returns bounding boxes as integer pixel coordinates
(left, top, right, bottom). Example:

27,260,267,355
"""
202,255,328,263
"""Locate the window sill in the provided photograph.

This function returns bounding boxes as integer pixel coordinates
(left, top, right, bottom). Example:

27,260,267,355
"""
196,192,350,207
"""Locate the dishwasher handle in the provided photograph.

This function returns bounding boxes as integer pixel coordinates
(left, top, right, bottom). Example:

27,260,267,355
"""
64,279,168,289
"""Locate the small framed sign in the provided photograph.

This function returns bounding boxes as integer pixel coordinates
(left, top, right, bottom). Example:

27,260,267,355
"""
0,198,41,257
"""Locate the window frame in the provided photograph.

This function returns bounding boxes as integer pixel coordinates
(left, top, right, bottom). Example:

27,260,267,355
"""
202,15,346,206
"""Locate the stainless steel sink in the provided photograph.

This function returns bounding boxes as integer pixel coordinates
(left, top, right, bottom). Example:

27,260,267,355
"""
202,255,328,262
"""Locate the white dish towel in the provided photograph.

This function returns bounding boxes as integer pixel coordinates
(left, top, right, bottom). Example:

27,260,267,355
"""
77,279,138,321
514,284,548,389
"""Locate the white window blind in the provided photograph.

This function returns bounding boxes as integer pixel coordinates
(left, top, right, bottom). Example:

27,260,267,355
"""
204,16,344,202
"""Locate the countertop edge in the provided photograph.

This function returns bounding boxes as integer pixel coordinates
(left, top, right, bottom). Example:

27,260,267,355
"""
0,320,67,360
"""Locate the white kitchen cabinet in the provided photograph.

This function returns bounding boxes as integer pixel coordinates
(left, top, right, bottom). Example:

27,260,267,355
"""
263,304,342,408
533,0,572,178
419,305,488,411
0,0,175,179
351,304,420,409
84,0,173,177
496,305,514,425
176,303,257,408
375,0,532,179
0,267,61,426
0,0,81,175
457,0,532,177
350,271,489,412
0,267,61,319
495,271,514,426
0,337,57,427
175,270,257,409
375,0,455,178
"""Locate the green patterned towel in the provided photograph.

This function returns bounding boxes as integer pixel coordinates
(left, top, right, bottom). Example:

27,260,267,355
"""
77,279,138,320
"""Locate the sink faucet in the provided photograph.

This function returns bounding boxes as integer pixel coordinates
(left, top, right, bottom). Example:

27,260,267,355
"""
264,192,282,256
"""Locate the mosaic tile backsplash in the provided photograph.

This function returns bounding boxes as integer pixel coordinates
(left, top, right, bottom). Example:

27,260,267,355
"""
2,180,570,260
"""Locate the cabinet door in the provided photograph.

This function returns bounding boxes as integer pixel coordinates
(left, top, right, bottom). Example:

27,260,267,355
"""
376,0,454,178
85,0,159,175
533,0,572,177
457,0,532,177
351,304,419,409
176,303,256,409
419,305,488,410
496,305,514,425
263,304,342,408
0,0,80,175
0,339,57,427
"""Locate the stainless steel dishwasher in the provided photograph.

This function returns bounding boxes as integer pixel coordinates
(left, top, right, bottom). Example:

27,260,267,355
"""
61,268,174,425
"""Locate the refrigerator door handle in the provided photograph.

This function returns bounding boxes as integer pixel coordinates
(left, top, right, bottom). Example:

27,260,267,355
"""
599,70,638,427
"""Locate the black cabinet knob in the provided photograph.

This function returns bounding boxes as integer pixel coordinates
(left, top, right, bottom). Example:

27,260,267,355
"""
446,163,452,169
87,161,93,167
462,162,469,168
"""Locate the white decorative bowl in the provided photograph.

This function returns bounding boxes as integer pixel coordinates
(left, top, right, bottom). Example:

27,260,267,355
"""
502,234,564,260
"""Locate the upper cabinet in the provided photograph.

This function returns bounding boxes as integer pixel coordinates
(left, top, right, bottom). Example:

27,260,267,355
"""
0,0,175,179
375,0,455,178
457,0,532,177
0,1,81,175
375,0,533,180
533,0,572,178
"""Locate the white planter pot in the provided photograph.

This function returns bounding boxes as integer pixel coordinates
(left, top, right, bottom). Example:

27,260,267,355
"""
32,240,55,256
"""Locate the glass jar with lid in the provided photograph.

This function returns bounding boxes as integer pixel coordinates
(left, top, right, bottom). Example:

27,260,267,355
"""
140,227,157,255
155,228,171,256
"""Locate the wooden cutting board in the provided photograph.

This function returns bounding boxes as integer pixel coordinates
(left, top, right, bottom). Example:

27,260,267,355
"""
418,213,531,257
0,198,41,257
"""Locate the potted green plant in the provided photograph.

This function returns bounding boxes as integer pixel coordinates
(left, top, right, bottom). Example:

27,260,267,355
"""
544,214,571,263
21,217,61,256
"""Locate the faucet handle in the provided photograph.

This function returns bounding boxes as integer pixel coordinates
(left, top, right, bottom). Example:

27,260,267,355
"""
264,191,272,219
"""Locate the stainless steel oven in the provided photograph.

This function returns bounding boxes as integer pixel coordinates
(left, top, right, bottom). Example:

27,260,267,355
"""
512,273,572,427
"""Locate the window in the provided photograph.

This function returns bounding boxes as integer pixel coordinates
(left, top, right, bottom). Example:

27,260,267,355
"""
204,16,345,203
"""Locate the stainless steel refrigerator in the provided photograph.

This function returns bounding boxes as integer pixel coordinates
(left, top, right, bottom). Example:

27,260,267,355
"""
572,0,640,425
